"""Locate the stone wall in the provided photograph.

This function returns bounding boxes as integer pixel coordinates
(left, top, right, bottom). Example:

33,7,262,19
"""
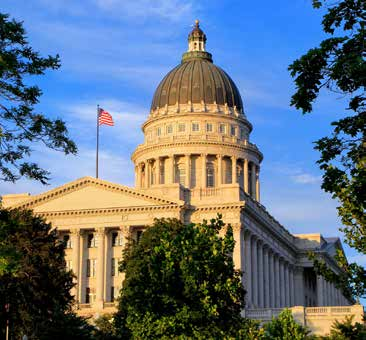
245,304,365,336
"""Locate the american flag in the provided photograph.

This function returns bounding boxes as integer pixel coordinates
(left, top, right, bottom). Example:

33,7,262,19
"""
98,108,114,126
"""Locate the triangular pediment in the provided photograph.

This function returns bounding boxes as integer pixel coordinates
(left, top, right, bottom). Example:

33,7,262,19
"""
12,177,183,213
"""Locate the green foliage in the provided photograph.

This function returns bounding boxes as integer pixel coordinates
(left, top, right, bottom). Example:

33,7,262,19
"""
263,309,310,340
94,313,119,340
0,209,80,339
236,318,265,339
0,13,77,184
328,315,366,340
37,312,95,340
114,216,245,339
289,0,366,299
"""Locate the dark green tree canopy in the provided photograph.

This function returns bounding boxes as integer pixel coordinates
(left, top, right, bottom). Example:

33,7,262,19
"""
0,13,76,184
114,216,245,339
0,209,77,339
289,0,365,299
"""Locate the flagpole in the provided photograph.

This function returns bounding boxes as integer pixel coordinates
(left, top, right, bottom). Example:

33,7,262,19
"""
96,104,99,178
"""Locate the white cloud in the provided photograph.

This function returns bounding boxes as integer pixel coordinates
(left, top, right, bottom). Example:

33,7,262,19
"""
291,173,321,184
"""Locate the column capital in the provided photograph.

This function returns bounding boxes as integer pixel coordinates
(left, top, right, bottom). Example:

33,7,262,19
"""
70,229,81,236
95,227,106,235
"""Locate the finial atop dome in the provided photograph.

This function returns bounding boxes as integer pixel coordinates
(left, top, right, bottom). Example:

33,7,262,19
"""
195,19,200,27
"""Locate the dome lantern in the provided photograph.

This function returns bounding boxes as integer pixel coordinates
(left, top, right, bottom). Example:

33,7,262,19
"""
188,20,206,52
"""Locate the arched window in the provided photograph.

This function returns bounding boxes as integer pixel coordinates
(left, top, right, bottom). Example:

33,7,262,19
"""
207,162,215,187
176,163,186,186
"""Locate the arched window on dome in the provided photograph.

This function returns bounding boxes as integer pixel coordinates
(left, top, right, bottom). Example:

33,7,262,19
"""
207,162,215,187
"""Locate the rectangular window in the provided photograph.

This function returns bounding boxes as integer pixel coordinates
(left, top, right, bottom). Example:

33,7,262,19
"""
192,122,200,132
63,234,72,249
87,259,97,277
111,286,119,302
86,287,95,304
87,233,97,248
112,232,123,247
231,125,236,136
206,123,213,132
111,258,119,277
240,128,245,140
166,124,173,134
111,286,115,302
136,230,143,242
85,287,90,304
157,127,161,136
219,124,226,134
178,123,185,132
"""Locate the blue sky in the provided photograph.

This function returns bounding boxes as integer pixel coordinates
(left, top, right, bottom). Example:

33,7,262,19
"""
2,1,364,290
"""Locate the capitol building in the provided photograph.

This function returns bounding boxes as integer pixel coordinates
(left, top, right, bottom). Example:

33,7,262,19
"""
2,21,362,334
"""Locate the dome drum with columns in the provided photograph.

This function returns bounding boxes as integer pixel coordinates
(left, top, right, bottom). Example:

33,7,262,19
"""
132,20,262,201
2,21,360,334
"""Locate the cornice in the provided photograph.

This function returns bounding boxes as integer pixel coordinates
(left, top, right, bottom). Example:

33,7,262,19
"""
131,139,263,162
37,204,182,218
143,110,253,132
11,177,183,210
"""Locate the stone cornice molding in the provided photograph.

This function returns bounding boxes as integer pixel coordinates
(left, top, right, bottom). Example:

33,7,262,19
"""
131,139,263,162
144,109,252,130
10,176,184,210
191,202,245,212
36,204,182,218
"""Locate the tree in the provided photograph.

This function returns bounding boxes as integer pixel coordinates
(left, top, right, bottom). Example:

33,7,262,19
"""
114,216,245,339
328,315,366,340
288,0,365,299
0,209,84,339
263,309,310,340
0,13,76,184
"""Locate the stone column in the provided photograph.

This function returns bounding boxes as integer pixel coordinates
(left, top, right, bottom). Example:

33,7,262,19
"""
146,160,151,188
71,229,81,302
244,231,252,307
79,230,85,303
251,237,258,307
96,227,106,309
251,162,256,200
231,156,237,184
255,165,260,202
280,259,286,307
269,251,275,307
274,255,280,308
263,246,270,308
201,154,206,188
233,224,244,273
156,158,161,185
171,155,176,184
217,155,222,186
185,154,190,188
289,265,295,306
257,242,264,308
104,229,112,302
294,267,305,306
285,262,290,306
243,159,249,194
